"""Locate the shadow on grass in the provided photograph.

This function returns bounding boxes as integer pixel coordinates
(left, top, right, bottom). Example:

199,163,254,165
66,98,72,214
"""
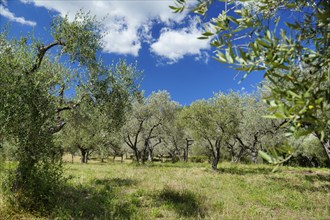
217,165,274,175
93,177,138,187
51,177,138,219
269,174,330,193
155,186,207,218
303,173,330,183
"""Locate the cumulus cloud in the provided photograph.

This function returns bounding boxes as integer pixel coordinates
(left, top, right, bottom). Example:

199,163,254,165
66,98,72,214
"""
0,4,36,26
19,0,209,62
150,19,210,63
20,1,185,55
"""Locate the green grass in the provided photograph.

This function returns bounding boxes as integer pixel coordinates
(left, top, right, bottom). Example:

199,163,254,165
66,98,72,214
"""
1,161,329,219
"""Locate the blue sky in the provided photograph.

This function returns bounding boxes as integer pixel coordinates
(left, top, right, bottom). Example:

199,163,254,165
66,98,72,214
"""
0,0,263,105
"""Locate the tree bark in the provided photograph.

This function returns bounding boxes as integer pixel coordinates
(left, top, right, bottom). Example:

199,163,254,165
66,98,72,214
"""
251,149,258,164
320,138,330,167
147,145,153,162
183,148,188,162
184,138,193,162
229,147,234,162
212,146,221,170
212,150,220,170
134,149,140,164
169,152,176,163
234,148,245,163
79,148,88,163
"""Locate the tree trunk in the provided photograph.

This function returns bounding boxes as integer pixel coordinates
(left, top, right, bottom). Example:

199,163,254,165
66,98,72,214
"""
183,144,189,162
134,149,140,164
183,149,188,162
251,150,258,164
184,138,193,162
147,145,153,162
234,148,245,163
212,148,220,170
71,154,74,164
320,138,330,167
229,146,235,163
80,148,88,163
168,152,175,163
141,150,146,164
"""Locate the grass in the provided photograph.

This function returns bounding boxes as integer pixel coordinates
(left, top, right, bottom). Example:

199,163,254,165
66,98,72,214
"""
0,160,329,219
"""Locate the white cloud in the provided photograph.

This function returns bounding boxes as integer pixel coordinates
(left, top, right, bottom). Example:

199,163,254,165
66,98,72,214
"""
0,4,36,26
19,0,209,61
20,0,188,56
150,19,210,63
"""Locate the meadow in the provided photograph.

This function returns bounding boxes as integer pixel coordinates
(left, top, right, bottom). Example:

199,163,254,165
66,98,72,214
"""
1,160,329,219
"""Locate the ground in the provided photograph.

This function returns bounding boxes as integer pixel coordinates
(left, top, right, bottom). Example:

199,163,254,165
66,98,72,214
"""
0,160,329,219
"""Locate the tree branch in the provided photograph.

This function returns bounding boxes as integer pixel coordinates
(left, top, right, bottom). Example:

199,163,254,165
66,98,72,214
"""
48,120,66,134
27,39,66,75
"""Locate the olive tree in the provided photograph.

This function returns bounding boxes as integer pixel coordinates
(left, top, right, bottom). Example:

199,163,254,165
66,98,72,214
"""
160,108,192,162
182,92,241,170
122,91,177,163
233,93,285,163
0,11,140,210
